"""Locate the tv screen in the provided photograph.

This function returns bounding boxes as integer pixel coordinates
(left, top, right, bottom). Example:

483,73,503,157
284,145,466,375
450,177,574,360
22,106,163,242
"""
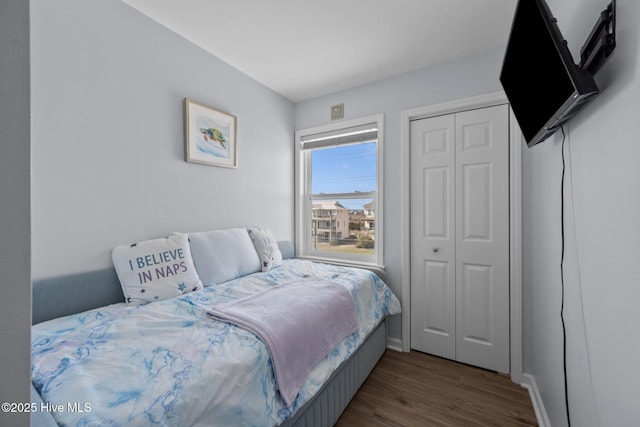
500,0,599,147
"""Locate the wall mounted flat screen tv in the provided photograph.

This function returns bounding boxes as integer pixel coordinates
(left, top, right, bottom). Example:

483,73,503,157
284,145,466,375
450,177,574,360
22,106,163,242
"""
500,0,599,147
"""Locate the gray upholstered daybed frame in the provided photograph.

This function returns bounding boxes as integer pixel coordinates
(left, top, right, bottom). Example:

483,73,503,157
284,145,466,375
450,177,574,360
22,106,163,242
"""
31,241,388,427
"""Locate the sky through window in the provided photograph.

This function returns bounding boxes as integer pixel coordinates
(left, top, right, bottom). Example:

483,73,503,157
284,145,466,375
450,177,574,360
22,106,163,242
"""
311,141,376,210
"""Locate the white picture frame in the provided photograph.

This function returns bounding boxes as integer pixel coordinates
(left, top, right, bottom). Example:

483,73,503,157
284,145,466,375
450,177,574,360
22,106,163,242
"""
184,98,237,168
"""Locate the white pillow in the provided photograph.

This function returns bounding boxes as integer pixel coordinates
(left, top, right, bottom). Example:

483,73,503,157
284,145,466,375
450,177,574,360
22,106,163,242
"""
247,227,283,272
112,234,203,305
187,228,261,286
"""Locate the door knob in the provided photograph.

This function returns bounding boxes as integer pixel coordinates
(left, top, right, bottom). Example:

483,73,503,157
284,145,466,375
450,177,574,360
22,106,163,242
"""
432,248,439,253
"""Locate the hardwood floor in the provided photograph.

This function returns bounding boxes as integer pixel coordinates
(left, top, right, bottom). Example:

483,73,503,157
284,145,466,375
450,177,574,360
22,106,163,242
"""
335,350,537,426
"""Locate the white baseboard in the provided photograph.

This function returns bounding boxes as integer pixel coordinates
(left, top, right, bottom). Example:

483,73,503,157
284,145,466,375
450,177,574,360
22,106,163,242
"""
386,337,403,352
522,373,551,427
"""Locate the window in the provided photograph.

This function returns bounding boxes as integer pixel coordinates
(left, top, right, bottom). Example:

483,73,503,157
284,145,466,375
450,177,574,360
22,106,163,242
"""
295,115,383,266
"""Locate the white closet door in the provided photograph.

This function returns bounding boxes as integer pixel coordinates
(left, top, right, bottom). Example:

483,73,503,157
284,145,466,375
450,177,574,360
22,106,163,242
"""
410,104,510,373
455,105,509,373
410,114,456,360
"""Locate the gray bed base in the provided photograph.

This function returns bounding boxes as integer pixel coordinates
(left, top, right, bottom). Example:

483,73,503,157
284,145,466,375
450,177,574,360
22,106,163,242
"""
31,240,386,427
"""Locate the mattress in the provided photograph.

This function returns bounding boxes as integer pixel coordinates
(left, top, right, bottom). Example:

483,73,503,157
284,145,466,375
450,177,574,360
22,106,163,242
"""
31,259,401,426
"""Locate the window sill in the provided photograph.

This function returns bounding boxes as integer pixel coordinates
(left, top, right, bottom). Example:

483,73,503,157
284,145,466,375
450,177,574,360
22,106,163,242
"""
295,255,387,281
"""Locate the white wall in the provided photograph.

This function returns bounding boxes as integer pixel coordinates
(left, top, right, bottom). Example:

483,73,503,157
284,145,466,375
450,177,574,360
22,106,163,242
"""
0,1,31,426
31,0,294,280
294,48,506,341
522,0,640,425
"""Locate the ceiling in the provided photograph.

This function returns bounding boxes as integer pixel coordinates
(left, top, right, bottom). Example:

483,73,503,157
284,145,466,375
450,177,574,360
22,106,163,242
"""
122,0,517,102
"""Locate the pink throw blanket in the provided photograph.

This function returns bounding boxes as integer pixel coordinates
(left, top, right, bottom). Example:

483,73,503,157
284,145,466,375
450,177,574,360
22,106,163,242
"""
207,277,359,407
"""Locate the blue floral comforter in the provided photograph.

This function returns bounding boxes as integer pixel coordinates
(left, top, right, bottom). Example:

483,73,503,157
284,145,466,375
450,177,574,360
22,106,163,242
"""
31,259,401,426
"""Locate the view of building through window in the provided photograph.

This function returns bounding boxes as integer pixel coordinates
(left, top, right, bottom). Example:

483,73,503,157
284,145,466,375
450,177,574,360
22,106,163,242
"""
310,141,376,256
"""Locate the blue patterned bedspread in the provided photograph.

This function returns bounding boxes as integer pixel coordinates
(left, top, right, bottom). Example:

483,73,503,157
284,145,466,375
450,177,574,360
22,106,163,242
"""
31,259,401,426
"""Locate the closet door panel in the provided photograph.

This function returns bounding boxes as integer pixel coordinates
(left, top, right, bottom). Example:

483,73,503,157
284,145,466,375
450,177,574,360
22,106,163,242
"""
410,114,455,360
455,105,510,373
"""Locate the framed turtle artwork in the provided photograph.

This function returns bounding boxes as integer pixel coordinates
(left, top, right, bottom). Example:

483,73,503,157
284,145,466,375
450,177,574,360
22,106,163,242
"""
184,98,237,168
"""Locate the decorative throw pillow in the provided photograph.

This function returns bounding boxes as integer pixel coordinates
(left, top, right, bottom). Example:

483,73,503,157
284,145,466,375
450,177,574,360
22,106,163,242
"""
247,227,283,272
187,227,262,286
112,233,203,305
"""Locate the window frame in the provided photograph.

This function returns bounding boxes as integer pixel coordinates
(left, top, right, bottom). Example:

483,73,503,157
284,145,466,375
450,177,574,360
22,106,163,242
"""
294,114,384,268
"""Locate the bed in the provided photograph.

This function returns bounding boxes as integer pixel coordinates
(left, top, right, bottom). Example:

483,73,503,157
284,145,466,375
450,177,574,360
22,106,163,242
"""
31,230,401,427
